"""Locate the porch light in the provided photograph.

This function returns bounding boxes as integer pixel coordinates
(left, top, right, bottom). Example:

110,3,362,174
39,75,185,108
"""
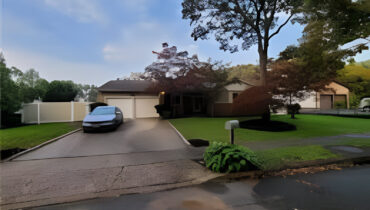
160,91,165,95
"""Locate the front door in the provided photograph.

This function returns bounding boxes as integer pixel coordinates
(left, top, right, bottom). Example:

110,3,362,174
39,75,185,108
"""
193,96,203,113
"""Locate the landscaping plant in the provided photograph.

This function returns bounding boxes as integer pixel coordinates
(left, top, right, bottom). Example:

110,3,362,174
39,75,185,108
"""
287,103,301,119
204,142,261,173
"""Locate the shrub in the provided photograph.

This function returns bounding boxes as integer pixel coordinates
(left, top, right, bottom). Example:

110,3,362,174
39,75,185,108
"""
204,142,261,173
334,101,346,109
286,103,301,119
89,102,107,112
1,112,22,128
154,104,172,118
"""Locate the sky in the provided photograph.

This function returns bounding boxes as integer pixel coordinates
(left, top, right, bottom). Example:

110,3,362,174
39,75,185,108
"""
1,0,369,86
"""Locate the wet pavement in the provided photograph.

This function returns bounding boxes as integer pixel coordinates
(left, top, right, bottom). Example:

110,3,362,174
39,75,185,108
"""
35,164,370,210
330,145,364,153
15,119,186,160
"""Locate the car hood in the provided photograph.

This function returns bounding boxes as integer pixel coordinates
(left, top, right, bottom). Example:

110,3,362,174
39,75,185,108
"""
83,114,116,122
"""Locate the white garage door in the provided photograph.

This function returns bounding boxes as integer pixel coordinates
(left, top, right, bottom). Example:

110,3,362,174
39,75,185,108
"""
107,98,134,119
135,98,159,118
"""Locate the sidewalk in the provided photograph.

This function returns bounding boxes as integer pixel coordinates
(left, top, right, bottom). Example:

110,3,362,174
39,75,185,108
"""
0,147,217,210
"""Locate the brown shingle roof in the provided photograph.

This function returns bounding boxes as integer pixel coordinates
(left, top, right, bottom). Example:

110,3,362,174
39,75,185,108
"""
98,80,153,92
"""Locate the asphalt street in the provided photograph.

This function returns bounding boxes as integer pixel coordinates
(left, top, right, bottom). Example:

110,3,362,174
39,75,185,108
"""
35,164,370,210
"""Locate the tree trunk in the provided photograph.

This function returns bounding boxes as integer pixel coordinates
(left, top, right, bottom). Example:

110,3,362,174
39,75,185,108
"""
259,48,269,121
262,108,270,122
259,51,267,86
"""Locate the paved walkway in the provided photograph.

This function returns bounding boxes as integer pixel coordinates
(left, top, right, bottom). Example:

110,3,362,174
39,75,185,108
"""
240,133,370,151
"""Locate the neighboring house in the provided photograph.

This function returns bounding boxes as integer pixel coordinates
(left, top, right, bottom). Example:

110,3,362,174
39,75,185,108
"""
97,79,349,119
298,81,350,110
211,80,255,116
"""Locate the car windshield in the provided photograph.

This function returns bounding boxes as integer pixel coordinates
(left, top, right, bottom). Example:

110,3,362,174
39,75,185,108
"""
90,107,115,115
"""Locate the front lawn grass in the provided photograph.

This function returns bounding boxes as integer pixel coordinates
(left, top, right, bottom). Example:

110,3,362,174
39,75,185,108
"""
255,145,339,170
169,114,370,142
0,122,81,150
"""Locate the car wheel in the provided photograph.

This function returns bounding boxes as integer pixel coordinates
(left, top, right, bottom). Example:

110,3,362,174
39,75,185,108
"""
83,127,89,133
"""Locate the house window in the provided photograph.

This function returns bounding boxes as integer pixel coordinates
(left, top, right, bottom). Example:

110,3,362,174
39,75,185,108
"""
232,93,239,101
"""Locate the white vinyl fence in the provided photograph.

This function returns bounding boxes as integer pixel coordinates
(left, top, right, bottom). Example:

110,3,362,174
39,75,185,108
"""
22,102,90,124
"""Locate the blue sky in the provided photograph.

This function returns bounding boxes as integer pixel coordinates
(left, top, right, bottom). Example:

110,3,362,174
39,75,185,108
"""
2,0,369,86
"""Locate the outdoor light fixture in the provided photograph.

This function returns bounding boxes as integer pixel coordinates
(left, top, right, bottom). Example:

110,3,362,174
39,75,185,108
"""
160,91,165,95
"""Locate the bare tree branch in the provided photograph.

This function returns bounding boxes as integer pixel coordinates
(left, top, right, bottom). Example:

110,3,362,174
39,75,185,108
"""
268,13,293,40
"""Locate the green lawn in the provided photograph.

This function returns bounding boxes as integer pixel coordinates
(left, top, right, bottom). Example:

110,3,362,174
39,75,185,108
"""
255,145,338,170
169,114,370,142
0,122,81,150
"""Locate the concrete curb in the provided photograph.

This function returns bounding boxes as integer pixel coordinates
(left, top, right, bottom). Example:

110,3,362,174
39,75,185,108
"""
167,121,191,146
3,128,82,162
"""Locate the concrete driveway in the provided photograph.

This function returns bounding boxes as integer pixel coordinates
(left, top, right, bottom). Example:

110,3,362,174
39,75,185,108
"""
15,119,187,160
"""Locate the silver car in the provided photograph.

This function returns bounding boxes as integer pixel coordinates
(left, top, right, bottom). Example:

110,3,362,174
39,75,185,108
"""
82,106,123,132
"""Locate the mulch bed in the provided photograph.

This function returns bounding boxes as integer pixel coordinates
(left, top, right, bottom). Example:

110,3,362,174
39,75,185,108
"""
239,119,296,132
0,148,26,160
188,139,210,147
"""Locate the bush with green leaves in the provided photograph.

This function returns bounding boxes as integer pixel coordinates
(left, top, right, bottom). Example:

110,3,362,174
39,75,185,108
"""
204,142,261,173
334,101,346,109
286,103,301,119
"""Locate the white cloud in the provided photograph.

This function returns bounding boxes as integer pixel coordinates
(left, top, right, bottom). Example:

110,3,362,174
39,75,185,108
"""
101,20,207,76
43,0,107,23
102,21,170,65
3,48,118,85
119,0,153,12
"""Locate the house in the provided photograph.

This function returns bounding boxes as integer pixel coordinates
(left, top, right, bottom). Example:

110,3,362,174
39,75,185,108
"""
298,81,350,110
97,79,254,118
97,79,350,119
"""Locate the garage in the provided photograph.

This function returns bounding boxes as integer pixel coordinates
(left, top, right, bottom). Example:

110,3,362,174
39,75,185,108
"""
106,97,159,119
98,80,160,119
320,95,333,110
135,98,159,118
106,98,134,119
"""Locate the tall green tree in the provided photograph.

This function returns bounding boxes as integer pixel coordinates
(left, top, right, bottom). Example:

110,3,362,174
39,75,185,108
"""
0,55,22,115
300,0,369,51
34,79,49,100
43,81,78,102
182,0,303,86
75,84,98,102
337,62,370,106
87,85,98,102
13,68,49,102
227,64,260,83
